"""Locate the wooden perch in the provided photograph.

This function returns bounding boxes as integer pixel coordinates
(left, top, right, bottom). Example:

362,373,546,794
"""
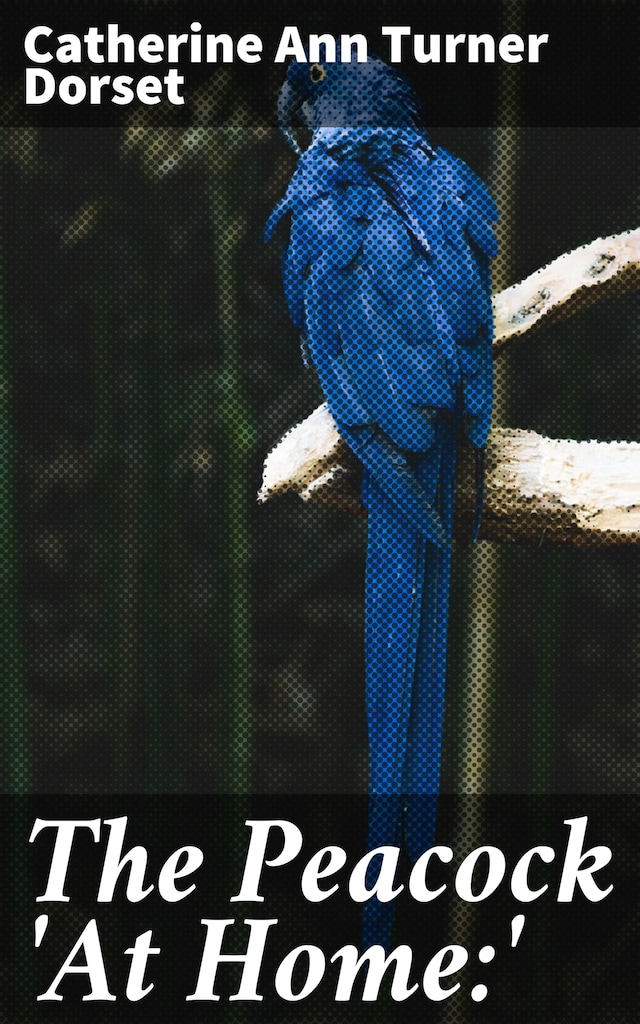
474,429,640,544
259,229,640,545
493,227,640,349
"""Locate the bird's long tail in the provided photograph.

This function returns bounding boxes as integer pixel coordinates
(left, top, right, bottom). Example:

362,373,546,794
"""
358,416,458,948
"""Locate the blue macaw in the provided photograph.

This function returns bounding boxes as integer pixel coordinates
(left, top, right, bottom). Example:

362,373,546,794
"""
267,47,497,945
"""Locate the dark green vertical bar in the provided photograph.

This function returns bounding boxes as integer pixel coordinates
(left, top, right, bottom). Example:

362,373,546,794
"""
530,355,583,794
1,132,32,1022
93,196,132,791
136,186,164,794
207,147,253,1024
94,166,186,794
138,180,183,794
0,140,28,794
209,150,252,795
531,550,563,795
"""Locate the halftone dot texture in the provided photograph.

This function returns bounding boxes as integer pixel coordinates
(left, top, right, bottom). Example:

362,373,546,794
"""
271,54,498,839
0,6,638,1019
0,125,637,804
0,134,638,1024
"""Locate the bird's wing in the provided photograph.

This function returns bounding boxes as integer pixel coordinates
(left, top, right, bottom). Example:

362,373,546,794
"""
268,136,497,452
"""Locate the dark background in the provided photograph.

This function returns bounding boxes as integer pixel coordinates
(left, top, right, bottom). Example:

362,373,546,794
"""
0,1,638,1021
2,120,637,795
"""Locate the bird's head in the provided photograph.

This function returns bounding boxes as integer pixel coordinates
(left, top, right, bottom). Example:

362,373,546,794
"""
277,41,423,153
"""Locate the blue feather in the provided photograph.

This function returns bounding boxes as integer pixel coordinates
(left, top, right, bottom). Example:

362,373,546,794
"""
270,50,497,949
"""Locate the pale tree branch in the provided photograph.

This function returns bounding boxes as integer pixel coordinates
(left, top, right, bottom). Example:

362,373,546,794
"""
469,429,640,544
259,229,640,545
493,227,640,348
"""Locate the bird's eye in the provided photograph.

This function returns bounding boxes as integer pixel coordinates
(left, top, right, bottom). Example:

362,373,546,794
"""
309,63,326,83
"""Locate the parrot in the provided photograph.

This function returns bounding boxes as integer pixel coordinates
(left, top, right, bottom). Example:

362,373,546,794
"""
267,45,498,947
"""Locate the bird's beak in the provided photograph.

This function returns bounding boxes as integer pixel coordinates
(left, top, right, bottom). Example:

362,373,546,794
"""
277,79,303,154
